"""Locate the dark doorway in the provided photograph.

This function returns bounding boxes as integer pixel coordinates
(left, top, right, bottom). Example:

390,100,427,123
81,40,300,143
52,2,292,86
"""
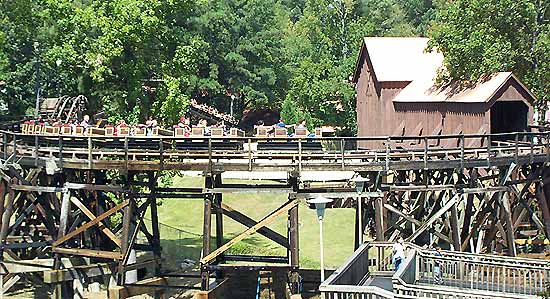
490,101,528,137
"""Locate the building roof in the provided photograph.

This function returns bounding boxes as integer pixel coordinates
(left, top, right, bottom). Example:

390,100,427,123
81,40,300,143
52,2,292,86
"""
393,72,536,103
353,37,536,104
353,37,443,83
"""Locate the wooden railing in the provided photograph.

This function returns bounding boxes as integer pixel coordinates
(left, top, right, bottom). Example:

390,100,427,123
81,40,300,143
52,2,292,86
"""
320,242,396,299
321,242,550,299
416,251,550,295
1,130,550,172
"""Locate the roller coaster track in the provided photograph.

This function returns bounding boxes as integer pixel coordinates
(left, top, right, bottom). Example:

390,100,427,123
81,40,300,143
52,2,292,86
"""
1,130,549,172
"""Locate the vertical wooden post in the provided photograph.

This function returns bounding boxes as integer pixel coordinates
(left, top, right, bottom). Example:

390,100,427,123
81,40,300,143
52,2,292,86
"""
288,174,300,294
201,175,213,291
450,197,461,251
148,171,162,292
53,190,71,299
118,195,135,284
214,175,223,250
536,183,550,240
375,193,385,241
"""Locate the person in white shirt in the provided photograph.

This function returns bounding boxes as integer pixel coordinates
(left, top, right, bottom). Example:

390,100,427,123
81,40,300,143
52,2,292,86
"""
392,237,405,270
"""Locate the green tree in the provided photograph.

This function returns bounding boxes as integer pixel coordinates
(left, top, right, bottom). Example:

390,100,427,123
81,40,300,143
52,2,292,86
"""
428,0,549,109
190,0,289,117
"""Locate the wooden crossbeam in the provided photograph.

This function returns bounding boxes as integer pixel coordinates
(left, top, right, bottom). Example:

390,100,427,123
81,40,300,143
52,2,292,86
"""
10,183,127,193
52,248,122,260
108,277,167,299
70,196,122,247
407,194,459,242
201,199,299,264
52,200,129,247
383,203,451,244
217,202,289,248
44,262,116,283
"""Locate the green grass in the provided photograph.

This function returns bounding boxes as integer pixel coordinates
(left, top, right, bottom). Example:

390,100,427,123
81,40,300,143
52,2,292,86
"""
151,175,356,269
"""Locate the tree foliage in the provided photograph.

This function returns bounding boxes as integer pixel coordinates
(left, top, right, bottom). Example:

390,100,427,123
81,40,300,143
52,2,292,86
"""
0,0,547,129
428,0,550,108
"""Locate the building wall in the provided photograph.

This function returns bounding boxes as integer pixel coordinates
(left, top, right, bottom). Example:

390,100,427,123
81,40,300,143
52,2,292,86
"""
355,58,534,149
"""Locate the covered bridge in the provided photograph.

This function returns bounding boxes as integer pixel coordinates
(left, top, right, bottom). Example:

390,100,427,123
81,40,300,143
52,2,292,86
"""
352,37,535,148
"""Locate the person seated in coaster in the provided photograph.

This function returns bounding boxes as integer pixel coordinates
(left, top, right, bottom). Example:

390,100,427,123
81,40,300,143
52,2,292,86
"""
80,115,92,128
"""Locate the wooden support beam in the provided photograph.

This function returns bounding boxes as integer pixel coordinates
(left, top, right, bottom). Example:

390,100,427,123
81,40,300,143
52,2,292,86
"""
44,262,117,283
450,200,461,251
291,191,383,199
383,203,452,244
201,186,213,291
9,183,127,193
52,248,122,260
70,196,121,247
407,194,459,242
375,193,385,241
536,183,550,239
53,200,129,247
217,202,288,248
108,277,167,299
289,201,299,268
193,278,228,299
201,199,299,264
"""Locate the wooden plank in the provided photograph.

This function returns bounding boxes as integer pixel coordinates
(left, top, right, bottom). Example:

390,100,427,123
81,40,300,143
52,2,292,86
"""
10,183,127,193
0,185,15,242
2,274,21,293
52,248,122,260
193,278,228,299
53,200,129,247
70,196,122,247
201,199,299,264
450,201,461,251
44,262,117,283
108,277,167,299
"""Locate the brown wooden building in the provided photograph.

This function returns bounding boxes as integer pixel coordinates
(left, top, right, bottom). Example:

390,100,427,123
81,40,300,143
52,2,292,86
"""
353,37,535,147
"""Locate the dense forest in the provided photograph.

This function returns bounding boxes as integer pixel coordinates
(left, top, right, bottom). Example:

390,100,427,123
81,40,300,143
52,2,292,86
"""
0,0,548,132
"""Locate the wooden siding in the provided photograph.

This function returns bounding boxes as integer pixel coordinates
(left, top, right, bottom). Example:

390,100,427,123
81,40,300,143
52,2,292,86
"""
355,67,533,149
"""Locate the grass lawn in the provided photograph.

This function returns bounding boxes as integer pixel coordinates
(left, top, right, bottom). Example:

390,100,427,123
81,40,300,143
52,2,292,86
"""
151,175,356,269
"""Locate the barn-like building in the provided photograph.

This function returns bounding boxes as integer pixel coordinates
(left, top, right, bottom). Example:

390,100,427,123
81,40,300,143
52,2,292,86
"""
353,37,535,147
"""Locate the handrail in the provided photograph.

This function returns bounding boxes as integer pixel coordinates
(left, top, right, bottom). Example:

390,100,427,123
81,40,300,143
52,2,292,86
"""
321,242,549,299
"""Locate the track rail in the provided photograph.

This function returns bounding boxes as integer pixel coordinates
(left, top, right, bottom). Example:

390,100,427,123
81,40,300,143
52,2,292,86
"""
1,130,549,172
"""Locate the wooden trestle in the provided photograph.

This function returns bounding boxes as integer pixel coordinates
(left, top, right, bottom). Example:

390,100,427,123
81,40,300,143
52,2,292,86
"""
0,130,549,298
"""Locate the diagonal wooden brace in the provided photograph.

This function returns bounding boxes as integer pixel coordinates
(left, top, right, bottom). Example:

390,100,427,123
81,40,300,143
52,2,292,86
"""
52,200,129,247
201,199,299,264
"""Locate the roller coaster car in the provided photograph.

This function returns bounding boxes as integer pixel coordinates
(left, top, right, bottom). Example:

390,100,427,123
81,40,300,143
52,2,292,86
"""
105,126,115,136
21,123,29,134
153,128,172,136
229,128,245,137
88,127,106,136
174,127,187,137
34,125,44,135
74,126,84,136
43,126,59,135
255,126,269,138
133,127,146,137
295,127,308,138
118,127,130,136
60,126,72,135
210,128,224,138
191,127,204,137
